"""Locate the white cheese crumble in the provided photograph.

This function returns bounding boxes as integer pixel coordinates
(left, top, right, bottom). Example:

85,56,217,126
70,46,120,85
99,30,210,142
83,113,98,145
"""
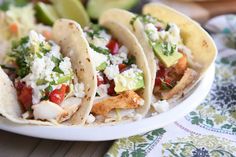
59,57,72,75
145,23,159,41
85,29,111,49
152,100,170,113
104,64,120,80
109,45,128,65
86,114,96,124
91,49,108,69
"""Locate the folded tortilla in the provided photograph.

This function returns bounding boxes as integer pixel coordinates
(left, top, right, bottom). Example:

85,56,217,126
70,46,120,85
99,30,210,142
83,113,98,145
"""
0,20,97,125
99,3,217,101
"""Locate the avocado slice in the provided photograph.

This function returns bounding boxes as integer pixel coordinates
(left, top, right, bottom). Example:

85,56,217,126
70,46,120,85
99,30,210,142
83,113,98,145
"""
51,0,90,27
87,0,140,19
96,62,108,71
35,2,59,26
153,42,182,68
114,72,144,93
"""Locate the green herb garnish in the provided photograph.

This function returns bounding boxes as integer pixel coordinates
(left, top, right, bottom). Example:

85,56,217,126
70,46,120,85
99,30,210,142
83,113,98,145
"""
89,43,109,55
161,42,176,56
86,24,106,39
125,56,136,66
10,36,31,78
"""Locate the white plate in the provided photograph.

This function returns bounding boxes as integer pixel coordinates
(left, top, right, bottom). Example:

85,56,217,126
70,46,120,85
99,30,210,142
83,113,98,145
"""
0,64,215,141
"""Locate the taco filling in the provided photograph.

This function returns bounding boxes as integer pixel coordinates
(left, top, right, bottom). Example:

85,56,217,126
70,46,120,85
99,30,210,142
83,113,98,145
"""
131,15,198,102
84,26,145,123
2,30,85,123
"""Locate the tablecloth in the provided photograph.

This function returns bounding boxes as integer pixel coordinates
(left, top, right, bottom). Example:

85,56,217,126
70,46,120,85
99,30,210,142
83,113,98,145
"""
105,14,236,157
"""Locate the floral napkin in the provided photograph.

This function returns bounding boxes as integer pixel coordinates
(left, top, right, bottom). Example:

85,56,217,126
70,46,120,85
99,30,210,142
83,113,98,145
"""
105,14,236,157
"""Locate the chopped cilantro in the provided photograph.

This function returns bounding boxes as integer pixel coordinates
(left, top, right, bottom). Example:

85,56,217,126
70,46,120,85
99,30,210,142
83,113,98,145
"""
125,56,136,66
89,43,109,55
10,36,31,78
157,42,176,56
86,24,106,39
53,66,64,74
165,24,171,31
51,56,61,66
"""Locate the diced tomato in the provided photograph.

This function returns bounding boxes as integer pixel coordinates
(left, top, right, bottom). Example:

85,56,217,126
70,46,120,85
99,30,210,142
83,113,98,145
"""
118,64,127,73
15,81,25,91
156,26,163,31
49,84,67,104
97,75,105,86
164,78,172,85
9,23,18,35
103,75,110,84
107,80,116,96
18,85,33,111
155,65,166,87
106,39,119,55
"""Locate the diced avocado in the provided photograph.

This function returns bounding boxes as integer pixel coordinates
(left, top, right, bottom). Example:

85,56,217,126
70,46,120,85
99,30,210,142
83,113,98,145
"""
35,2,59,26
153,42,182,68
87,0,140,19
114,72,144,93
96,62,108,71
51,0,90,27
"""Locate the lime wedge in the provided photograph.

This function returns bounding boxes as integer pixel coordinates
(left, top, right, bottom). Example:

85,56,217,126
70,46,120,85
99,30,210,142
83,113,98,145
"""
35,2,59,25
52,0,90,27
87,0,139,19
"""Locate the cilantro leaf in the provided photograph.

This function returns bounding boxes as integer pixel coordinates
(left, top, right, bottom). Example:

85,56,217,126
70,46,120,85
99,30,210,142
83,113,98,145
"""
89,43,109,55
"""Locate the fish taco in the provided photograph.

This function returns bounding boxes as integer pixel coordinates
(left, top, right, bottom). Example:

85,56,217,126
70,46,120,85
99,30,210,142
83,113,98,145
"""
99,3,217,113
0,21,97,125
53,19,152,124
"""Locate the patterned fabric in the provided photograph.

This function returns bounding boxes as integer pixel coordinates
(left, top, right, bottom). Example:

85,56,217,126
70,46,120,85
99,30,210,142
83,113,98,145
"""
105,15,236,157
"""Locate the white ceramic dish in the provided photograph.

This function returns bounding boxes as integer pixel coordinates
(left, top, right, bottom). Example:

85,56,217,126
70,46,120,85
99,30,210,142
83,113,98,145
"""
0,64,215,141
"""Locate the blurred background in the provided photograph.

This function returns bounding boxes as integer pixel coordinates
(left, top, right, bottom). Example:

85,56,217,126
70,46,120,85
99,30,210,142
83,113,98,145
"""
1,0,236,27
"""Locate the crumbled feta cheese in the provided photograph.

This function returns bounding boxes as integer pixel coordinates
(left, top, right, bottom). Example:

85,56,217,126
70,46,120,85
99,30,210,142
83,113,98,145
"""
121,66,143,78
104,64,120,80
91,49,108,69
85,29,111,49
152,100,170,113
74,83,85,98
145,23,159,41
110,46,128,65
46,42,61,59
86,114,96,124
169,23,180,37
28,30,45,45
97,84,109,97
59,57,72,75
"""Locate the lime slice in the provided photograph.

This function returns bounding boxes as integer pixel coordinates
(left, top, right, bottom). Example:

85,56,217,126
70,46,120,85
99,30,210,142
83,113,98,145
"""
52,0,90,27
35,2,59,25
87,0,140,19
